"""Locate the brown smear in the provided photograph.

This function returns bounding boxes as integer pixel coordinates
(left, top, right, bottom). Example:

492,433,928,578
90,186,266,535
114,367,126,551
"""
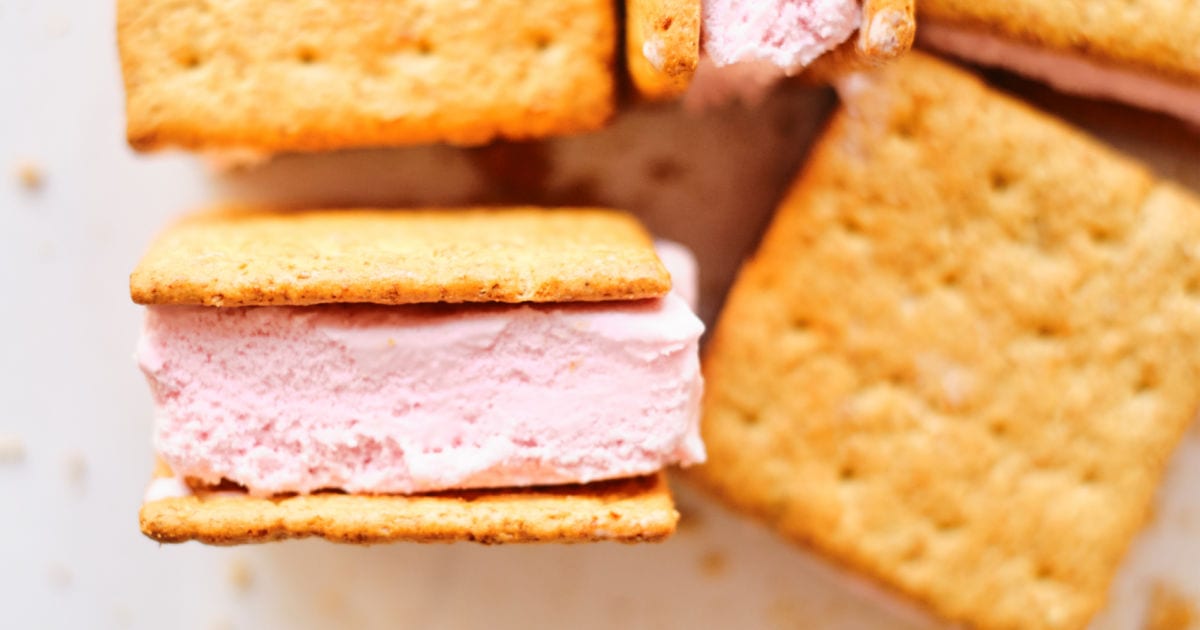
698,550,728,577
465,142,554,205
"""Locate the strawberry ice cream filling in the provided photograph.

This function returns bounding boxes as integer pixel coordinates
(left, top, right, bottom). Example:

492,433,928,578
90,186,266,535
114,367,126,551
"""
702,0,860,74
687,0,860,105
137,251,706,497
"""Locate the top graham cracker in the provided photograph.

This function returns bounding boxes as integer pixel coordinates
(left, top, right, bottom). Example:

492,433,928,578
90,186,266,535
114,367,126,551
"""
118,0,615,152
130,207,671,307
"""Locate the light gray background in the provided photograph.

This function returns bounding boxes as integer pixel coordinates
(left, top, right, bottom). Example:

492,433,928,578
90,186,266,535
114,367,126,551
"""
2,1,1198,628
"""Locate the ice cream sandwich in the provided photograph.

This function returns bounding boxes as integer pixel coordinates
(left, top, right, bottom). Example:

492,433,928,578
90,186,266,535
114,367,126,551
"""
133,208,705,544
118,0,615,153
919,1,1200,127
627,0,915,102
695,53,1200,629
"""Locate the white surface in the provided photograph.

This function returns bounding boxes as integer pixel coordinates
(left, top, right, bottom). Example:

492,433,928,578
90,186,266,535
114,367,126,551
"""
2,1,1199,628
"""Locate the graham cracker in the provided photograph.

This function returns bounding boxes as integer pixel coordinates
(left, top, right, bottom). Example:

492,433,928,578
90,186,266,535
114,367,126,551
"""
627,0,700,100
918,0,1200,84
118,0,615,152
857,0,917,60
141,465,678,545
130,207,670,307
694,52,1200,630
805,0,916,81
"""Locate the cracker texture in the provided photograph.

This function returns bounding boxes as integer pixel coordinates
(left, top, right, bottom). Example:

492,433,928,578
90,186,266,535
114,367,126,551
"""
118,0,615,151
919,0,1200,83
141,470,678,545
694,53,1200,630
130,207,670,307
627,0,700,100
806,0,915,80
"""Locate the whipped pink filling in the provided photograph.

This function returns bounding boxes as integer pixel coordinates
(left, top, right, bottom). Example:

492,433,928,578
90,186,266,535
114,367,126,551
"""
687,0,860,106
920,21,1200,128
138,289,705,496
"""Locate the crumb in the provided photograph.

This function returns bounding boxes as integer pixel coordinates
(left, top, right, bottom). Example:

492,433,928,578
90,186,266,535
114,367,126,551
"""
112,605,133,628
698,549,728,577
64,451,87,491
767,596,808,630
0,434,25,465
15,161,43,191
227,557,253,594
319,588,349,617
646,158,686,183
45,14,70,38
1144,582,1198,630
48,563,73,589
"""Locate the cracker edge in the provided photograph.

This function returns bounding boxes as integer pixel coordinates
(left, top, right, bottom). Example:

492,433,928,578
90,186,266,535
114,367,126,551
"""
128,206,673,307
118,0,618,152
140,468,680,545
626,0,701,100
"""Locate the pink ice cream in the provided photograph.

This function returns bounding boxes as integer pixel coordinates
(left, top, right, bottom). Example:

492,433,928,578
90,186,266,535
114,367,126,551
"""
138,286,705,496
702,0,860,73
920,22,1200,128
688,0,860,106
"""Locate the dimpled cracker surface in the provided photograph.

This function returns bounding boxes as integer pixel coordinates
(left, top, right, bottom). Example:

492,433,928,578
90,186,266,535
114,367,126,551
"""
118,0,615,152
919,0,1200,83
694,53,1200,630
130,207,670,307
626,0,700,100
141,468,678,545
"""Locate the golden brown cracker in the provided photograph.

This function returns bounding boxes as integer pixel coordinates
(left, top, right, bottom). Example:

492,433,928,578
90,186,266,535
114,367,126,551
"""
918,0,1200,85
118,0,615,152
858,0,916,60
805,0,916,81
627,0,701,100
695,53,1200,630
130,207,671,307
141,470,679,545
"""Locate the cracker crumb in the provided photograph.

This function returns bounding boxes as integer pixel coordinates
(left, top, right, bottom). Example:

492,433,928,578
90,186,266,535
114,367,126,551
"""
45,14,70,38
15,161,43,191
698,549,728,577
112,605,133,628
227,557,253,593
0,434,26,464
767,596,808,630
48,563,73,589
646,157,685,183
319,588,349,617
64,451,87,492
1145,582,1198,630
